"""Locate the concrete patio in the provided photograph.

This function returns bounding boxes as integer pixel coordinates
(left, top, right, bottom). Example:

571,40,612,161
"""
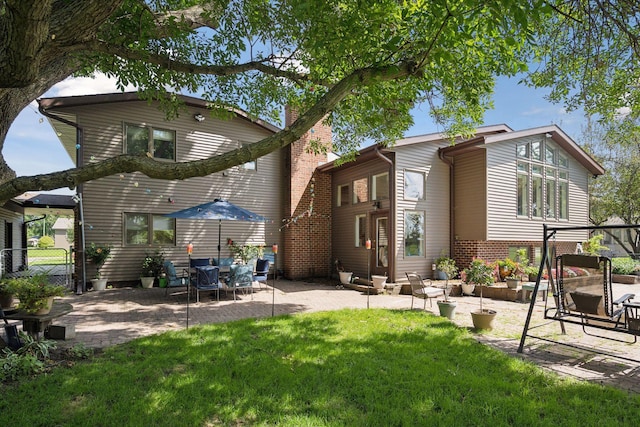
34,278,640,393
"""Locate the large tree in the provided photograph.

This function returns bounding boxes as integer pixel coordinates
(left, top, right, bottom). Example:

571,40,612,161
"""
0,0,638,202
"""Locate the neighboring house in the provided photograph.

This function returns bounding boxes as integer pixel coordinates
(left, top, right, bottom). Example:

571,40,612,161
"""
318,124,604,283
0,200,25,274
52,217,73,248
38,93,332,286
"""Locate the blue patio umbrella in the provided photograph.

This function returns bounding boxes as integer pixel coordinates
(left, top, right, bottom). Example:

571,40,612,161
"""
164,198,267,262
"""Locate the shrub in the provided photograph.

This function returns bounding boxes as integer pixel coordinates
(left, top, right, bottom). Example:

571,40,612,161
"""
0,333,56,382
37,235,54,248
611,257,640,275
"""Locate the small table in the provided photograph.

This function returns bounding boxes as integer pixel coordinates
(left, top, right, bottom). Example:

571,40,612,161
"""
520,281,549,303
3,302,73,340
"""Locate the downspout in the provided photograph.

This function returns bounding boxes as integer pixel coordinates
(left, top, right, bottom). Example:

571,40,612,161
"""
374,146,394,281
37,104,86,295
438,148,455,259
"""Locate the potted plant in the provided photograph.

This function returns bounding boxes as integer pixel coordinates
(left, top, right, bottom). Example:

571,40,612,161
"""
435,257,458,319
434,251,451,280
0,279,18,309
141,250,165,288
86,243,112,291
226,239,260,265
495,258,517,281
505,261,525,289
463,258,497,329
13,274,66,315
334,259,352,285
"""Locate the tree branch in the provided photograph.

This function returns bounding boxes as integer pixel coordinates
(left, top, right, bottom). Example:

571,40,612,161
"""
0,61,418,202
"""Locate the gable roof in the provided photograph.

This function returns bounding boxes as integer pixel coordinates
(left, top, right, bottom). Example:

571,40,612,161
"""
439,124,604,176
37,92,280,161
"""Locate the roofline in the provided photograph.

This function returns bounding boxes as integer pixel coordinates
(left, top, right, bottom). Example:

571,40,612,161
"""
439,124,605,175
317,144,393,172
37,91,280,134
395,124,513,147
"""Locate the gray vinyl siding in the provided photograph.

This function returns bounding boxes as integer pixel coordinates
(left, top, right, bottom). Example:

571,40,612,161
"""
453,150,487,241
331,158,391,280
67,101,281,281
393,141,450,280
486,135,590,242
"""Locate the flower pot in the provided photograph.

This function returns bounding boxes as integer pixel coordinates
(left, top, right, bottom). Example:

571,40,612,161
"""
460,283,475,296
91,278,108,291
338,272,353,285
33,296,55,316
505,278,519,289
437,300,457,320
159,277,167,288
471,309,497,330
0,291,14,309
140,277,155,288
371,275,387,289
435,270,448,280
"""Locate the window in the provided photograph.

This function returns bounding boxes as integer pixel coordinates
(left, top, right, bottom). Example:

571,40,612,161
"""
353,178,369,204
337,184,350,206
404,211,424,257
515,139,568,220
355,215,366,247
125,124,175,160
373,172,389,200
124,213,175,245
241,142,257,171
403,170,424,200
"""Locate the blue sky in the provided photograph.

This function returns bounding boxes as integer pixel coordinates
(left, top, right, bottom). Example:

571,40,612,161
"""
4,74,586,195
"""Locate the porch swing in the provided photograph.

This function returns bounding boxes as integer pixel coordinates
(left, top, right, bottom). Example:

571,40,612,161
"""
518,224,640,356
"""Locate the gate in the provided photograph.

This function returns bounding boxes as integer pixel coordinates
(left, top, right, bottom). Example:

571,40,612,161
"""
0,247,73,289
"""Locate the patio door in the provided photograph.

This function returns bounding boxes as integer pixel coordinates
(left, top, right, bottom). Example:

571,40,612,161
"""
370,214,389,276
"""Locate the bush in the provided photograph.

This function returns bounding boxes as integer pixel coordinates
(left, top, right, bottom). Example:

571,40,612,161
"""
0,333,56,382
611,257,640,275
37,235,54,248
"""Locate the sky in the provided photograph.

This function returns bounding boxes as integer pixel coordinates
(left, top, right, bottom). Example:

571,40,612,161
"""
3,73,587,195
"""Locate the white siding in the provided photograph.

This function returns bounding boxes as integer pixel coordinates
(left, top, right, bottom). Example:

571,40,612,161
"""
486,135,590,242
68,101,282,281
393,141,450,280
0,208,25,272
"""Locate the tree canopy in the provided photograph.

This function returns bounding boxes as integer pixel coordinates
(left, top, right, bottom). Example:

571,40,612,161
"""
0,0,639,201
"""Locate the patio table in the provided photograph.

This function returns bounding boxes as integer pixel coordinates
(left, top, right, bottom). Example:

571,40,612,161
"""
3,302,73,340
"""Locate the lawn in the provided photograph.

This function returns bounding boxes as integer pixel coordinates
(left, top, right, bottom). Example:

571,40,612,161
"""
1,309,639,426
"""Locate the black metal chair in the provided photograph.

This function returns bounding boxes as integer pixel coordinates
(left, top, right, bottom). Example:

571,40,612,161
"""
253,259,270,289
192,265,221,303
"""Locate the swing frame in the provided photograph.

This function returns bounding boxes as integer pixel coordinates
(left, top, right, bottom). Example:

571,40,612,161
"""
518,223,640,355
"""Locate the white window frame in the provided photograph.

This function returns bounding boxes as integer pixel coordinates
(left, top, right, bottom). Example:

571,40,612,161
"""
124,213,175,246
372,172,389,201
403,170,425,200
355,214,366,247
124,123,176,160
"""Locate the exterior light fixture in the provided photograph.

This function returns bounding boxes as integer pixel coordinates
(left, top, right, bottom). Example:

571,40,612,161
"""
194,113,205,122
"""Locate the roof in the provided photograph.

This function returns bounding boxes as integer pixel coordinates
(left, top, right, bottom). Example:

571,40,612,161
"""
438,124,605,176
37,92,281,161
52,217,74,230
19,193,76,215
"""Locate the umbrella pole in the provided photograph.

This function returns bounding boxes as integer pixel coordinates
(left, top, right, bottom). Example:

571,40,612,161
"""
217,220,222,263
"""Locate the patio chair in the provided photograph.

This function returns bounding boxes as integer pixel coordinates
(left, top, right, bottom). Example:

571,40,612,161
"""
212,257,234,268
192,265,221,303
253,259,270,289
405,272,444,310
163,260,188,296
225,264,254,300
190,258,211,268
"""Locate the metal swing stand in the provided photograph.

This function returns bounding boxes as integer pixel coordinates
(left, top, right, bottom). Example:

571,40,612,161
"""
518,223,640,363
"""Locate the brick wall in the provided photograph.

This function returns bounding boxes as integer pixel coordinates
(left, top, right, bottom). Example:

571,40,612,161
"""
283,108,332,279
454,239,578,270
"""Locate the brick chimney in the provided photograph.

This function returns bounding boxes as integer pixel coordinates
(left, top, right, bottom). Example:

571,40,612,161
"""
283,107,332,279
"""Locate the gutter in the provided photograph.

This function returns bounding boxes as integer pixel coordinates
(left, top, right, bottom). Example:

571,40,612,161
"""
438,148,455,259
37,103,86,295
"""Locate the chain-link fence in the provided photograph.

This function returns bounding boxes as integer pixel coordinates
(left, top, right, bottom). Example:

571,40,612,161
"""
0,247,73,289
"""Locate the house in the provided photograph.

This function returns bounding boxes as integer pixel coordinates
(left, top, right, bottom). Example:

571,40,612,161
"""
38,91,603,289
38,93,332,287
52,217,73,248
318,124,604,283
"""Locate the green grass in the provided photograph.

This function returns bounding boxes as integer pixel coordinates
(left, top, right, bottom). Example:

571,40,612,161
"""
26,248,69,266
2,309,639,426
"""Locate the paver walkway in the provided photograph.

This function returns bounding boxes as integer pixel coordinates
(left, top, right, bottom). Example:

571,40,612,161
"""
42,279,640,393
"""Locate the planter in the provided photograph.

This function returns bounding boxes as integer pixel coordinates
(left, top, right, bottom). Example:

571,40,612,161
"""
460,283,475,296
338,272,353,285
505,278,520,289
33,296,55,316
437,300,457,320
0,291,14,309
159,277,168,288
140,277,155,288
471,309,497,330
613,274,640,284
434,270,447,280
91,278,108,291
371,275,387,289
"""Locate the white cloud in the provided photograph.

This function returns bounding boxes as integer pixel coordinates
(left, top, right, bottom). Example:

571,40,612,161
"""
50,72,137,97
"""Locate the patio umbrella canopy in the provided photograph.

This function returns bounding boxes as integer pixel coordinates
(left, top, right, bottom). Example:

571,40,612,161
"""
165,198,267,261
